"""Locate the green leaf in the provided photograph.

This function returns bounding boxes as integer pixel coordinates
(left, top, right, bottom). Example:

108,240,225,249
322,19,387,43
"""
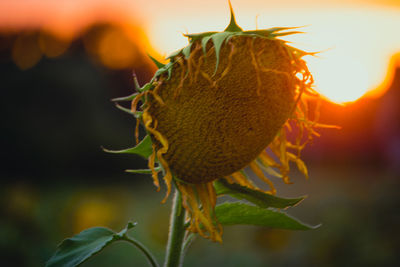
126,166,161,174
224,0,243,32
114,104,142,119
167,49,183,60
111,92,138,102
102,135,153,159
201,35,212,55
182,43,193,59
243,27,302,39
167,66,173,80
46,222,137,267
215,202,319,230
271,31,304,38
259,26,302,35
211,32,232,75
133,73,141,91
214,179,304,209
114,103,133,115
184,31,217,42
255,158,282,178
154,62,174,80
148,54,165,69
140,82,155,92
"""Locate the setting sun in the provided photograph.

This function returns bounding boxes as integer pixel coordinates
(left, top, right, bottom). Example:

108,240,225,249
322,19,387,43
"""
1,0,400,104
145,4,400,104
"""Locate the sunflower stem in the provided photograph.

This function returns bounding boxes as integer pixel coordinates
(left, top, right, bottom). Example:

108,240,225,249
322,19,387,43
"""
164,189,186,267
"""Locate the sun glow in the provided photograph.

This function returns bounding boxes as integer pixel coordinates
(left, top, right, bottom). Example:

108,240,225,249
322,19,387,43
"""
1,0,399,104
307,54,370,104
146,5,400,104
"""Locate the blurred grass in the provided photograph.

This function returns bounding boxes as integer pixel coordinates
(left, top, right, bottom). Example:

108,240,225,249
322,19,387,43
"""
1,165,399,266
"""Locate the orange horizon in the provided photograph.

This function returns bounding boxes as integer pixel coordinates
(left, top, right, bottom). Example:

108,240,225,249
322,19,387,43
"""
1,0,399,104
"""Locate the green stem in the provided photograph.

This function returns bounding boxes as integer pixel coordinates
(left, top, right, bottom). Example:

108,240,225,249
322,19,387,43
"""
164,189,186,267
122,235,160,267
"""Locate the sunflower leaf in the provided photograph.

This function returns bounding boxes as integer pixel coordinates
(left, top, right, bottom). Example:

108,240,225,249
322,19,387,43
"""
201,35,212,55
126,166,161,174
154,62,174,79
211,32,232,75
243,27,303,39
224,0,243,32
167,66,173,80
214,179,304,209
139,82,154,92
133,73,141,91
115,103,134,115
185,31,217,42
256,159,282,178
111,92,138,102
215,202,319,230
271,31,304,37
182,43,193,59
264,26,302,34
148,54,165,69
102,135,153,159
46,222,137,267
167,49,183,60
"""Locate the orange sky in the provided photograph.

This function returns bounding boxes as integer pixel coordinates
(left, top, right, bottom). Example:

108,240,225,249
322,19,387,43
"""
1,0,400,104
1,0,398,31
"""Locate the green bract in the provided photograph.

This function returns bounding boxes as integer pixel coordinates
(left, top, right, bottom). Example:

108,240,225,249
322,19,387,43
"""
116,3,309,99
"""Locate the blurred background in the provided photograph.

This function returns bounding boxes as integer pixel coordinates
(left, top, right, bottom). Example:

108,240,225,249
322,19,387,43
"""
1,0,399,266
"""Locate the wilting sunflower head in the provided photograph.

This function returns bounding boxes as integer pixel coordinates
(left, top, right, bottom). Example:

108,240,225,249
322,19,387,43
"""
114,3,329,242
147,35,296,185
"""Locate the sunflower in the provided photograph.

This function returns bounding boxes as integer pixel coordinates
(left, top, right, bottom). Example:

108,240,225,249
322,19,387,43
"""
110,4,330,243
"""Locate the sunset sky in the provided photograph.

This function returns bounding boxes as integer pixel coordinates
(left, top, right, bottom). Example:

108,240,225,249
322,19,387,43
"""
1,0,400,104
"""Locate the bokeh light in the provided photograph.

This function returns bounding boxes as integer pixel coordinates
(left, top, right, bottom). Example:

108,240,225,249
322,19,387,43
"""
11,32,42,70
146,4,400,104
1,0,400,103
